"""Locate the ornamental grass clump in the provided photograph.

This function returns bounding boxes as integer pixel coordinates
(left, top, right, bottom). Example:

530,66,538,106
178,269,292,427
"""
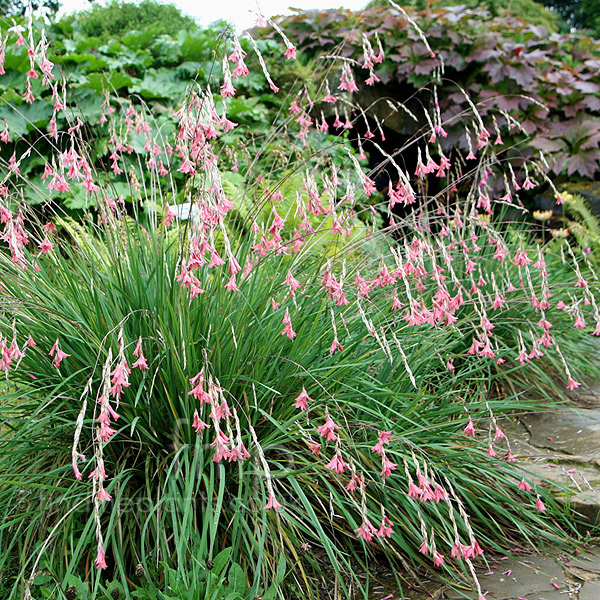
0,8,599,600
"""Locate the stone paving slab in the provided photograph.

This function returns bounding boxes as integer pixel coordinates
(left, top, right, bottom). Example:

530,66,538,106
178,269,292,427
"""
475,402,600,597
468,549,599,600
567,554,600,574
502,406,600,524
519,408,600,458
477,556,568,600
373,549,600,599
580,581,600,600
521,461,600,488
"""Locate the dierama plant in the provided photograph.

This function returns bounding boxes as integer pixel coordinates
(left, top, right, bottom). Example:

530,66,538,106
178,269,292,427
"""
0,8,598,600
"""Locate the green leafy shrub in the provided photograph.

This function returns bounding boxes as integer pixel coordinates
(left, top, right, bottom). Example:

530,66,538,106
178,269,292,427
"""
538,0,600,37
2,2,600,219
67,0,197,42
0,0,58,18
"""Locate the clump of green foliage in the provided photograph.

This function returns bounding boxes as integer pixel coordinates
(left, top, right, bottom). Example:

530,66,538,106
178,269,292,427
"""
66,0,197,42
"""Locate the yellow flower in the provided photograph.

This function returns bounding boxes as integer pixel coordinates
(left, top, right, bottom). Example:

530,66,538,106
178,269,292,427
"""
557,191,573,203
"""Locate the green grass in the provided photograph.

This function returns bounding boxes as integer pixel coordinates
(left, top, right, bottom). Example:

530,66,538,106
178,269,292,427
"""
0,211,597,599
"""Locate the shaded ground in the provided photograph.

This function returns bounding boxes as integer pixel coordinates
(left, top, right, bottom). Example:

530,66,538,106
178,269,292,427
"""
371,547,600,600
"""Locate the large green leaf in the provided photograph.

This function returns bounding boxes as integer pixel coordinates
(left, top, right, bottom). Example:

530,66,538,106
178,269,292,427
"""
84,71,135,94
180,31,216,61
55,52,109,72
151,38,183,66
122,29,158,51
130,69,188,100
71,87,104,124
2,47,28,74
0,99,53,135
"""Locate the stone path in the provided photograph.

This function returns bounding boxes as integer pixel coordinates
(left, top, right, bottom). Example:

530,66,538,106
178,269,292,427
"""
371,548,600,600
506,404,600,525
454,548,600,600
371,393,600,600
453,398,600,599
